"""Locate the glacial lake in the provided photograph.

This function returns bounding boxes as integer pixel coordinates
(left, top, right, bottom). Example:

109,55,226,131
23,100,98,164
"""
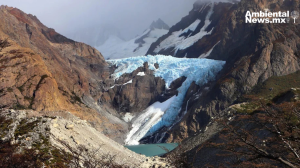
125,143,178,157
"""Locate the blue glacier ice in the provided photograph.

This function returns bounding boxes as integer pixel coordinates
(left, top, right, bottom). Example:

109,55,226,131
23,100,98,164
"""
108,55,226,139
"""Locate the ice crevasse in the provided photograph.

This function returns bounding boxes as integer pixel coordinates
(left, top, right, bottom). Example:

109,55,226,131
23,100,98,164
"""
107,55,226,145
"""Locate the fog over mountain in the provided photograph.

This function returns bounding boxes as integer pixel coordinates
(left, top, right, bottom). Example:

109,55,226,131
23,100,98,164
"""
0,0,197,42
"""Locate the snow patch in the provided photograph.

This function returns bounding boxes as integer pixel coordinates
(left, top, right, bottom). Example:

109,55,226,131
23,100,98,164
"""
154,4,214,54
123,80,133,85
125,96,176,145
199,41,220,58
123,113,135,122
137,72,145,76
181,19,201,35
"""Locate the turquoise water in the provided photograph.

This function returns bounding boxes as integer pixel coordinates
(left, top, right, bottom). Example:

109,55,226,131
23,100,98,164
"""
125,143,178,157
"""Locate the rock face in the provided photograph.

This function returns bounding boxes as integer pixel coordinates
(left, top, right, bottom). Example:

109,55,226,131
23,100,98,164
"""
0,6,128,142
101,62,185,114
101,63,166,113
144,0,300,143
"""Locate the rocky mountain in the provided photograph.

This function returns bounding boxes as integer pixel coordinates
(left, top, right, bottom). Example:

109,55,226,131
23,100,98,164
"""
97,19,169,59
147,2,233,58
146,0,300,146
0,6,128,143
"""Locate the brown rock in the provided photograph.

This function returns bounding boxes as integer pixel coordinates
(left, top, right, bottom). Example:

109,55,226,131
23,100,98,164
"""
0,6,127,142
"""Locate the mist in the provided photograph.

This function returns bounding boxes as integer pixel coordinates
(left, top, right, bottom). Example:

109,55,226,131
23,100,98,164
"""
0,0,197,41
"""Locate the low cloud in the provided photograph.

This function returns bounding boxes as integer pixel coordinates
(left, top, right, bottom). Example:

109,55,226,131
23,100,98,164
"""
1,0,197,40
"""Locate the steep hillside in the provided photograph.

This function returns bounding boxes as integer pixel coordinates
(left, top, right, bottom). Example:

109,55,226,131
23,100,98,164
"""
0,109,172,168
0,6,128,142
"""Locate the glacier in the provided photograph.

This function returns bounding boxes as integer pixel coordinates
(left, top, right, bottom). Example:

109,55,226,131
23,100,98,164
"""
108,55,225,145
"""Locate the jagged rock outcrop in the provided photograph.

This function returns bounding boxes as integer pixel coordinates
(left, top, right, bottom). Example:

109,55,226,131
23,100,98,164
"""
0,6,128,142
101,63,166,113
101,62,185,115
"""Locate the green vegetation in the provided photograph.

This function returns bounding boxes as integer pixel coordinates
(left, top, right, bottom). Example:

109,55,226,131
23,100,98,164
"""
235,70,300,114
0,122,72,167
14,118,41,137
13,104,27,110
250,70,300,100
0,116,13,138
50,148,72,167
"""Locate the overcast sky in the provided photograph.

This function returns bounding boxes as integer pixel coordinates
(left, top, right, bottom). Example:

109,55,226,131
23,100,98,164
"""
0,0,197,40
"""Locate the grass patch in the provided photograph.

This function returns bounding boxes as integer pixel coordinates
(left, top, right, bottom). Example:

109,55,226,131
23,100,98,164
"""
50,148,72,167
32,134,72,167
248,70,300,100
